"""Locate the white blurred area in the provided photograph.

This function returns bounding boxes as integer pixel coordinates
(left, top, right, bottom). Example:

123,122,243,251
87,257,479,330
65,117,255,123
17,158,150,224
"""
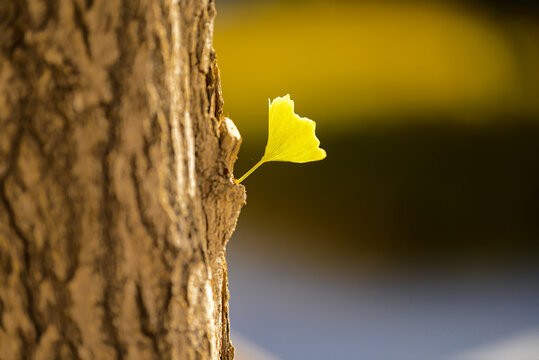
233,333,281,360
235,328,539,360
449,328,539,360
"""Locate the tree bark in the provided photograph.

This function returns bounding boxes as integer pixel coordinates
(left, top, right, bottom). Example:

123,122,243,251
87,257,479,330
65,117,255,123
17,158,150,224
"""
0,0,245,359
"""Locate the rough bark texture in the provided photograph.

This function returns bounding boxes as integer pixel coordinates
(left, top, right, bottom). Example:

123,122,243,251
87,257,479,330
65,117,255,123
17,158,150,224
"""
0,0,245,359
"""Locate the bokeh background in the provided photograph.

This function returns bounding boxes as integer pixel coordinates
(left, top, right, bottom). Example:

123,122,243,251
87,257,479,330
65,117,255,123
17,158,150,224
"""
214,1,539,359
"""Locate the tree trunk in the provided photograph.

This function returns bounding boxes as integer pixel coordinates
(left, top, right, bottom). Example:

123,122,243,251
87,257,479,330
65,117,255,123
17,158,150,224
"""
0,1,245,359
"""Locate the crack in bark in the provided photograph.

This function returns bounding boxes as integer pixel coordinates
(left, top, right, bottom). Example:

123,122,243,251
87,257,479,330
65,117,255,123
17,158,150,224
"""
205,53,223,124
65,339,83,360
0,126,23,184
131,155,160,253
100,134,125,360
0,128,44,355
220,270,232,360
0,2,24,53
135,282,160,359
100,105,125,360
73,0,92,59
100,55,124,360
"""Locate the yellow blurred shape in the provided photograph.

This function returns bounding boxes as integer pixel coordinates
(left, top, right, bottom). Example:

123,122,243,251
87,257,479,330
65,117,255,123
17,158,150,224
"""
215,1,539,133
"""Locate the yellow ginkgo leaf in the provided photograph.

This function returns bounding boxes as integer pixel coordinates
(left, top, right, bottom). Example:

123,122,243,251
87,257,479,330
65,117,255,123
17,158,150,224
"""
235,95,326,184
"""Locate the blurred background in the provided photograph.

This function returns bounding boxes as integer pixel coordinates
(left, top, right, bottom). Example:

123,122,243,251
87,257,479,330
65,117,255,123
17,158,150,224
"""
214,0,539,359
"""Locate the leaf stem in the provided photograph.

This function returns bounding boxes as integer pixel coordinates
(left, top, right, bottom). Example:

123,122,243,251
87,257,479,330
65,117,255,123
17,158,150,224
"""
235,159,265,184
